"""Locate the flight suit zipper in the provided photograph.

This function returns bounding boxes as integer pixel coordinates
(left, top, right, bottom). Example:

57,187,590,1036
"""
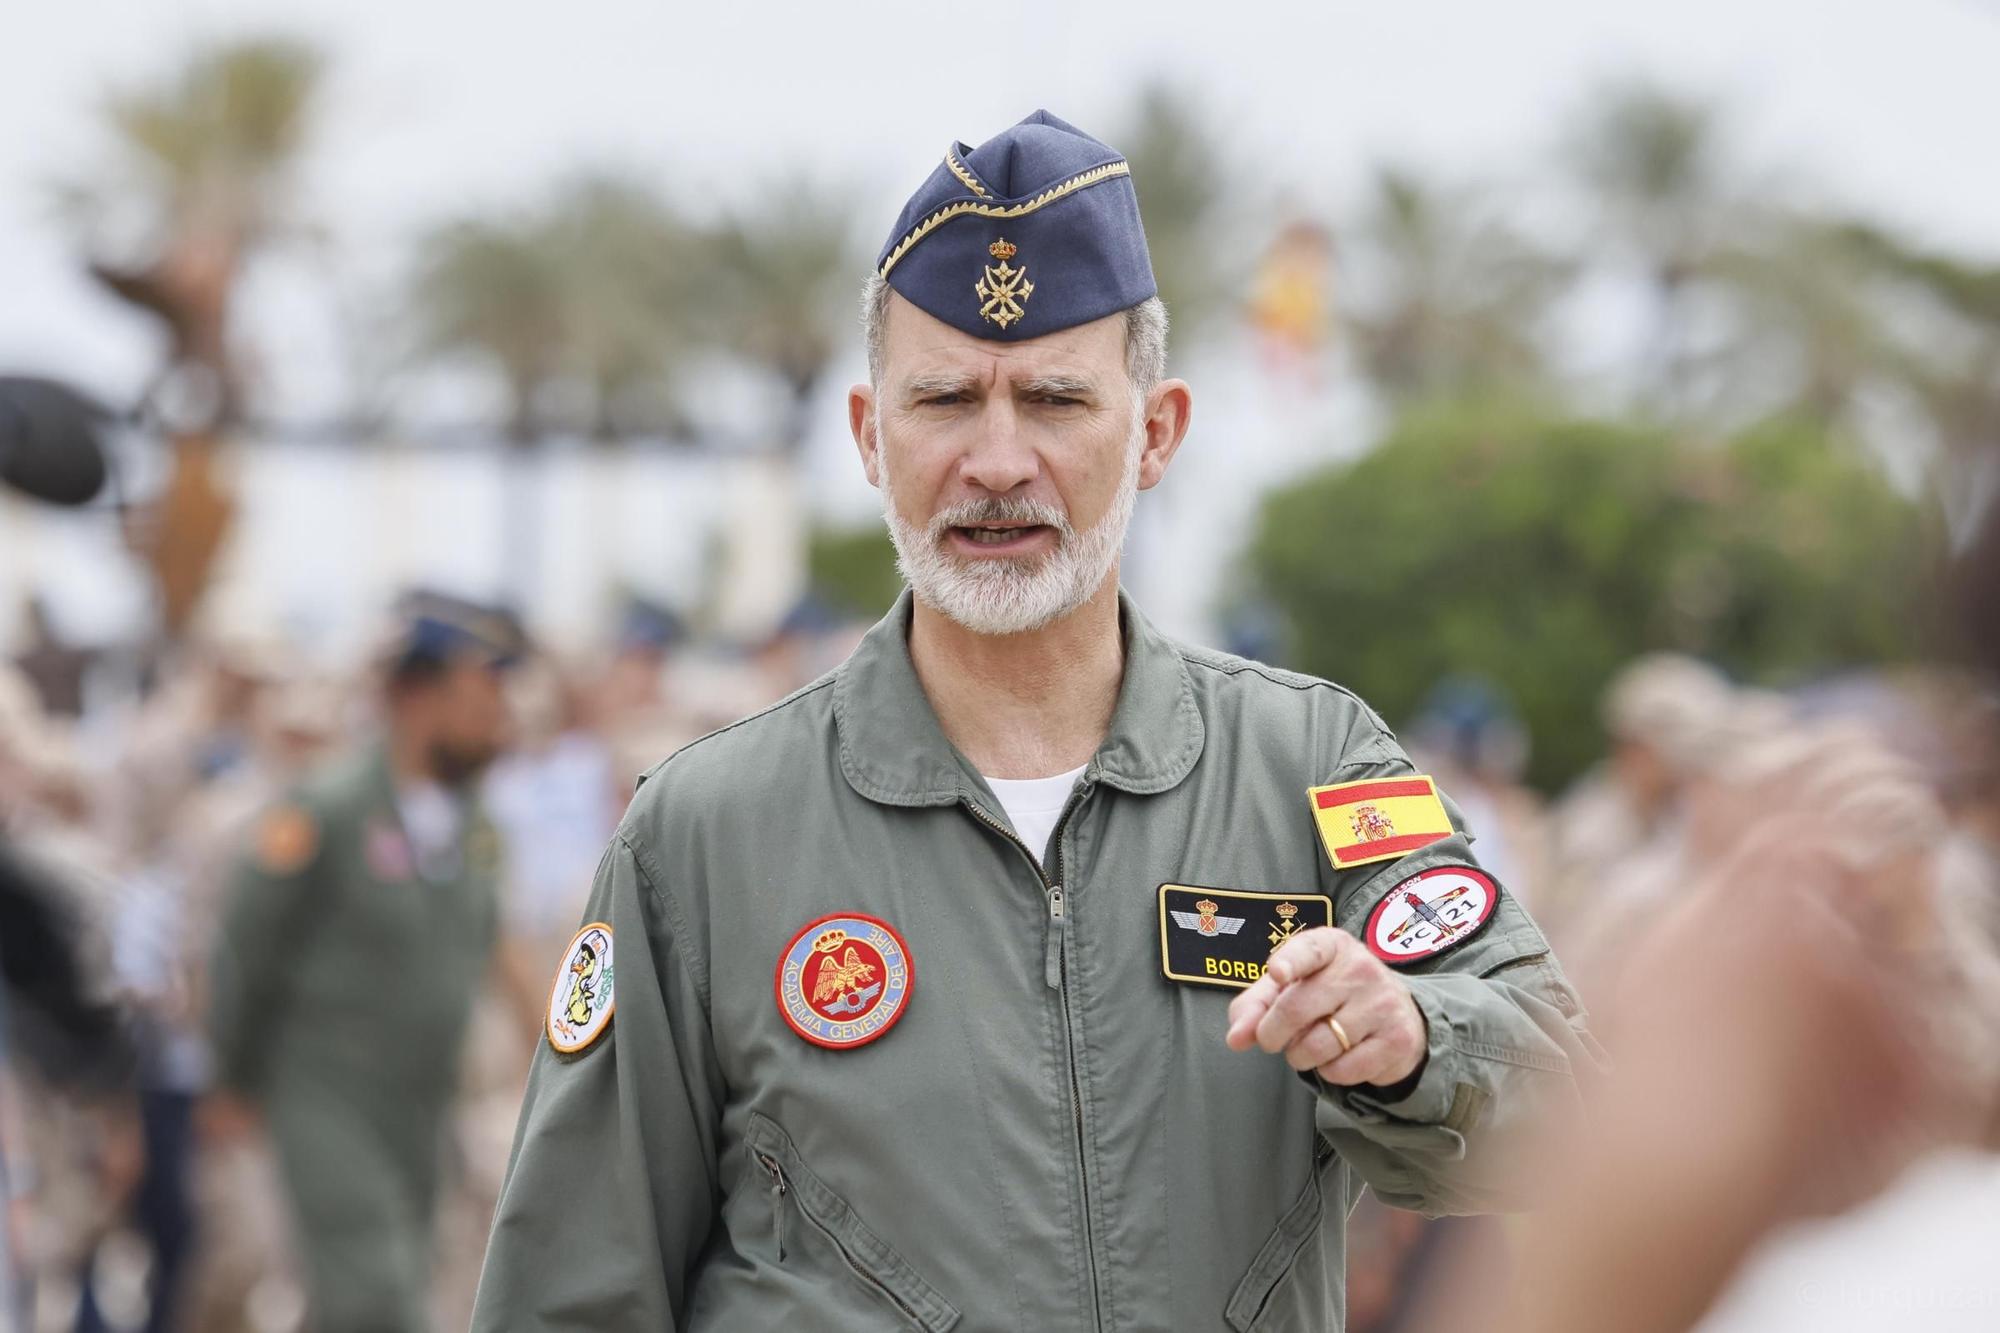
760,1151,925,1326
962,787,1105,1333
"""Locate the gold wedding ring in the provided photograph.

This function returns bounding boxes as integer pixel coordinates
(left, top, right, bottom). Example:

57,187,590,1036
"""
1327,1015,1353,1054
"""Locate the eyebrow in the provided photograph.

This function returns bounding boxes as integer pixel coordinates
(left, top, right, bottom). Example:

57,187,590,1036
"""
1015,374,1098,399
898,370,1103,402
901,372,980,401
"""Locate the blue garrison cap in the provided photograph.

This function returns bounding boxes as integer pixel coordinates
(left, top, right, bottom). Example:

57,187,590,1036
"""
876,110,1156,341
385,589,528,674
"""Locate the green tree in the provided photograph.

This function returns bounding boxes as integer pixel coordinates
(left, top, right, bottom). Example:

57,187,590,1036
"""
1835,224,2000,492
695,179,860,454
1563,80,1737,407
1342,168,1571,404
1703,217,1901,433
411,176,693,443
808,523,902,619
546,177,699,439
1119,82,1235,344
64,38,323,427
1245,403,1930,790
412,214,567,443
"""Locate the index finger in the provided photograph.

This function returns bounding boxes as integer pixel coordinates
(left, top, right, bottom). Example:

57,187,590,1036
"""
1225,927,1347,1048
1263,926,1348,990
1225,971,1285,1048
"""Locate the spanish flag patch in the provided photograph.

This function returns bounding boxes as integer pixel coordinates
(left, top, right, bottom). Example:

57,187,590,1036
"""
1308,775,1454,870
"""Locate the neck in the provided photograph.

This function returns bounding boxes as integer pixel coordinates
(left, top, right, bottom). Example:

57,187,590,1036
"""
908,572,1126,780
387,726,439,790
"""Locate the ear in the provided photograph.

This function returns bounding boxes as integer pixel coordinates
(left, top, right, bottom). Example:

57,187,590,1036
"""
849,383,882,488
1136,378,1193,491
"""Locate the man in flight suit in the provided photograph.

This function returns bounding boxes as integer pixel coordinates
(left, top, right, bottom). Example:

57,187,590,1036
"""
472,111,1600,1332
207,592,523,1332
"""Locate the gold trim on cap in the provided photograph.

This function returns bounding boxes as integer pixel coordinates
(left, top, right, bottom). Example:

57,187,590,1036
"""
879,159,1132,279
944,150,990,199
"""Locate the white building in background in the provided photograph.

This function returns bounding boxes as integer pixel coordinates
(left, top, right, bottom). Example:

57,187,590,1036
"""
1,337,1369,666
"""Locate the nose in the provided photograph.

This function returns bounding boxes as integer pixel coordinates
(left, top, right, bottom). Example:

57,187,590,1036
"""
957,396,1038,495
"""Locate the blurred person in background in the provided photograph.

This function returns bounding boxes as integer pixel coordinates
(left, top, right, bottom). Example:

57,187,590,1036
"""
203,591,524,1333
482,652,620,1028
589,597,708,793
0,666,133,1333
1540,653,1733,941
1400,498,2000,1333
1404,677,1544,904
113,632,289,862
472,109,1598,1333
168,674,346,1333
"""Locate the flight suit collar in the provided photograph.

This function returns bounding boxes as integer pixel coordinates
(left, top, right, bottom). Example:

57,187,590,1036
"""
833,587,1205,808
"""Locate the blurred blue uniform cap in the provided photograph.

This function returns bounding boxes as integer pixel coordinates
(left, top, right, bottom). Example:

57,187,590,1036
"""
386,590,527,673
877,110,1157,340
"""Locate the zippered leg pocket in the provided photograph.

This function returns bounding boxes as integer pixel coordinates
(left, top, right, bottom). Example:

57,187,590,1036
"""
1223,1140,1333,1332
745,1111,961,1333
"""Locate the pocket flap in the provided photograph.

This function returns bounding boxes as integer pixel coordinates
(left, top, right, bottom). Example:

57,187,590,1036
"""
1222,1149,1328,1332
745,1111,961,1333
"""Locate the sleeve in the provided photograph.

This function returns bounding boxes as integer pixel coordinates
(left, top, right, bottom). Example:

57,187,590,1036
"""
1309,749,1608,1218
469,831,725,1332
206,804,319,1096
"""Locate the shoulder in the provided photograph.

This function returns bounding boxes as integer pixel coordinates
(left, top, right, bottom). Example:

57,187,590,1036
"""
620,672,842,825
239,749,376,875
1172,641,1403,768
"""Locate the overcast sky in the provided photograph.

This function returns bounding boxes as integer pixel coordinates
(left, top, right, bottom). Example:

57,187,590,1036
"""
6,0,1999,424
4,0,1998,649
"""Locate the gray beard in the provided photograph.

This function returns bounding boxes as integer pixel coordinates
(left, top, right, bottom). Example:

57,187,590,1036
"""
879,430,1142,636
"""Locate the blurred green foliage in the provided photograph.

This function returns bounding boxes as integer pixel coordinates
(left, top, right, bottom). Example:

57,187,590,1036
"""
808,524,902,619
1246,403,1932,789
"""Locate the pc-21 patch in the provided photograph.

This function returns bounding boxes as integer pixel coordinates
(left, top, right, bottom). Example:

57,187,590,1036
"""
1158,885,1333,990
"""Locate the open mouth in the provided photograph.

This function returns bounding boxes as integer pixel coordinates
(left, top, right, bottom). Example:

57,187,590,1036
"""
948,523,1054,552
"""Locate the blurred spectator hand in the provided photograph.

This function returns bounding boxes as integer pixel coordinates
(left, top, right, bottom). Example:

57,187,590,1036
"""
1442,766,1972,1333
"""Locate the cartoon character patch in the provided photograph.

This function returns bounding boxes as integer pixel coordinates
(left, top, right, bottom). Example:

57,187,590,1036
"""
1363,866,1499,966
547,922,616,1054
775,913,913,1050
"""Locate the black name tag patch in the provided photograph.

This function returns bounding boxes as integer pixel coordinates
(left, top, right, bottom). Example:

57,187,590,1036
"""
1158,885,1334,990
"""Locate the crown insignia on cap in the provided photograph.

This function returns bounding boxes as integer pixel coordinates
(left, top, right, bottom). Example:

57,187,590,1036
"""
1195,899,1219,915
975,236,1035,329
1275,902,1299,920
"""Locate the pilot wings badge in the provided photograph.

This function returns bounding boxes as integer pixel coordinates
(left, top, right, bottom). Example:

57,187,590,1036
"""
1169,897,1246,938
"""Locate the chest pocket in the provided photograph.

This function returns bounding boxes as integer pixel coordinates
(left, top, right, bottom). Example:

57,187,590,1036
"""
744,1112,961,1333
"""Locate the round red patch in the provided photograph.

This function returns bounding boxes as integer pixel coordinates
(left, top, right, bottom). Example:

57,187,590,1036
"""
1364,866,1499,966
774,912,914,1050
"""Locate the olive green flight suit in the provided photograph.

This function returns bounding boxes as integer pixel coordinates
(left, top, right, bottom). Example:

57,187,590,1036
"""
472,592,1600,1332
209,744,501,1332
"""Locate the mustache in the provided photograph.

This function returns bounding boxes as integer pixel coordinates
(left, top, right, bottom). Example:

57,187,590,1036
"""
926,495,1073,541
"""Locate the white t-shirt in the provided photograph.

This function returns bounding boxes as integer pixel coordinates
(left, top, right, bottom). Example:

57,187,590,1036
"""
982,764,1088,867
397,780,465,882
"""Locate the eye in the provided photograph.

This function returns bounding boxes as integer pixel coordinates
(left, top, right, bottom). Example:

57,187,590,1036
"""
920,392,967,406
1035,394,1083,407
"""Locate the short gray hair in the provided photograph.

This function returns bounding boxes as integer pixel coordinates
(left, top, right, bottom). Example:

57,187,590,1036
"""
861,274,1169,401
